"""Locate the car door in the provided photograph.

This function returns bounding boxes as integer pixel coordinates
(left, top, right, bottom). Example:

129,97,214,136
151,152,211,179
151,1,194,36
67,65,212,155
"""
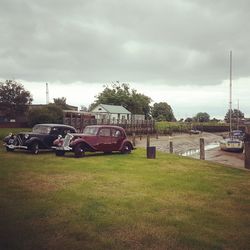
111,128,124,151
43,127,60,147
96,128,112,151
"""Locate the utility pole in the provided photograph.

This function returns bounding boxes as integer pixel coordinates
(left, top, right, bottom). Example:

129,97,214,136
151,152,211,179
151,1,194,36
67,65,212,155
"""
46,83,49,104
229,51,232,134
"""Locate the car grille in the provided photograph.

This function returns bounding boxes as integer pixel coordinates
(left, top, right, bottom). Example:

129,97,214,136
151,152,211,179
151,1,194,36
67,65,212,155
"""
15,135,23,145
63,134,73,147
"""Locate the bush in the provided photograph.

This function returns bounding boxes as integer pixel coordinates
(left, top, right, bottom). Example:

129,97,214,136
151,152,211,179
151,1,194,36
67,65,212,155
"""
28,104,63,126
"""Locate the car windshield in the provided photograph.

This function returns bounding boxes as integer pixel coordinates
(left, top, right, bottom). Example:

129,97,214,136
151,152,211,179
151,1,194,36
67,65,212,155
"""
32,125,51,134
83,127,98,135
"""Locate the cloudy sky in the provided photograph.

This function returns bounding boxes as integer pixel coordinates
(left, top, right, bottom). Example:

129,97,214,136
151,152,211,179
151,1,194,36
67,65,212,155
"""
0,0,249,119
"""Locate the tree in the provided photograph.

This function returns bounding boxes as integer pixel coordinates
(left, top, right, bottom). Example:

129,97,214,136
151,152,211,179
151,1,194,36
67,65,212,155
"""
27,103,63,126
0,80,33,120
193,112,210,122
185,117,193,123
53,97,67,109
224,109,244,123
151,102,175,121
80,105,88,112
89,83,152,118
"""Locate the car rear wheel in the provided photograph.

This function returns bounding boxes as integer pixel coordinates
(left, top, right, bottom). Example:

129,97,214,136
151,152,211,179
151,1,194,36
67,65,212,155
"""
121,143,132,154
30,142,39,154
55,150,65,156
74,143,85,158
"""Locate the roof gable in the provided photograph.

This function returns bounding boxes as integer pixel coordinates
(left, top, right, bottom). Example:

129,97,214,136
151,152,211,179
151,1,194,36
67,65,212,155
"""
93,104,131,114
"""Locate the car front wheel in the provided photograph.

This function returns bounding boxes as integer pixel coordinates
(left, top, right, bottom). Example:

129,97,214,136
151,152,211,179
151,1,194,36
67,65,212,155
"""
30,142,39,154
74,143,85,158
6,146,14,152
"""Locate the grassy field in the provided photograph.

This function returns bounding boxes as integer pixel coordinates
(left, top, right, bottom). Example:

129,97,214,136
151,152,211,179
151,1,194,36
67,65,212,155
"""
0,141,250,249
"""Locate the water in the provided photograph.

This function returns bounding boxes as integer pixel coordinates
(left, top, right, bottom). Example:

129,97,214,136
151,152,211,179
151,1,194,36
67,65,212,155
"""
181,142,220,157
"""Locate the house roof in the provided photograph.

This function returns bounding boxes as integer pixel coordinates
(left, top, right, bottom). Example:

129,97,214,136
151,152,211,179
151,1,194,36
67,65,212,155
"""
96,104,131,114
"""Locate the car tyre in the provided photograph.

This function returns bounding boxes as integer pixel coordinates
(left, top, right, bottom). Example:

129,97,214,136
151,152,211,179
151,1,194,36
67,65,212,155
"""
74,143,85,158
30,142,39,154
121,143,132,154
56,150,65,156
6,146,14,152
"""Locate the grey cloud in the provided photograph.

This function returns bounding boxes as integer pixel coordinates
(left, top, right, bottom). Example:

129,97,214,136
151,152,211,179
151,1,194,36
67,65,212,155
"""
0,0,250,85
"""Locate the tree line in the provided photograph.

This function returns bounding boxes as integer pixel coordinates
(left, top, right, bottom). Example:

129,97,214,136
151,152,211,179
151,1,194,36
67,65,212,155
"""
0,80,245,125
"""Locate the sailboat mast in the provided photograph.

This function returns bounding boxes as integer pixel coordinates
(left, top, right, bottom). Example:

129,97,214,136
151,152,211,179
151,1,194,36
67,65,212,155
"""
237,99,239,130
229,51,232,133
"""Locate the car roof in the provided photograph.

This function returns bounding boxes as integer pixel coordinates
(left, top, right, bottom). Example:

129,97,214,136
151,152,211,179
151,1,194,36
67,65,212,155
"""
35,124,76,129
85,125,125,130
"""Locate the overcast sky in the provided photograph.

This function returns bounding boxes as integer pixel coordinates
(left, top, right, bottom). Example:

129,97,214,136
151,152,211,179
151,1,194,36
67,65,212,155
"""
0,0,249,119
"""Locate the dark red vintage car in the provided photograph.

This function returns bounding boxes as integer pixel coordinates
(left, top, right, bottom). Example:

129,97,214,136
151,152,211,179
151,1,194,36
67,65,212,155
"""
53,125,134,157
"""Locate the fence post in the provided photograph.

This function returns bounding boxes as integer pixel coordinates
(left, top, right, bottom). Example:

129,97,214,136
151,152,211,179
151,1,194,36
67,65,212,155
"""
147,134,150,147
169,140,173,154
245,125,250,169
132,132,136,147
200,137,205,160
156,132,158,139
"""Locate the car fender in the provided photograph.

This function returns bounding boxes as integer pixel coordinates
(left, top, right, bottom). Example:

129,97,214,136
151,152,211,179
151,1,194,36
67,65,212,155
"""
25,137,43,147
119,139,134,151
70,138,96,151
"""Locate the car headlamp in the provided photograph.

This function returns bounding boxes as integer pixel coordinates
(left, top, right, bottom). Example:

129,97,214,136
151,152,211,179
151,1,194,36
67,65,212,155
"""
24,134,29,139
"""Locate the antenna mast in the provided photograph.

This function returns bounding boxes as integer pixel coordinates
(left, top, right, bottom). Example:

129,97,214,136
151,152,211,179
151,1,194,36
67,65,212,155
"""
229,51,232,133
46,83,49,104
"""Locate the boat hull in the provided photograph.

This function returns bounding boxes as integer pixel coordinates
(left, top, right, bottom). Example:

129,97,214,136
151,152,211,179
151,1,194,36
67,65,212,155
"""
220,139,244,153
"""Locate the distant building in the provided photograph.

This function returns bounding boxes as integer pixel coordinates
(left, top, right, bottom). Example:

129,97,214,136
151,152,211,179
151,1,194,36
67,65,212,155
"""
90,104,131,121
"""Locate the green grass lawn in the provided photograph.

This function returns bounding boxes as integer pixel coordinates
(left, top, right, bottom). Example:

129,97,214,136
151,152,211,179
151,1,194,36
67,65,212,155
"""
0,145,250,250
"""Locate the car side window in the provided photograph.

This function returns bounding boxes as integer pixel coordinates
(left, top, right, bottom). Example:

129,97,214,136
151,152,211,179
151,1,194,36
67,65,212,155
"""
61,129,72,137
99,128,110,137
50,127,60,135
112,129,121,137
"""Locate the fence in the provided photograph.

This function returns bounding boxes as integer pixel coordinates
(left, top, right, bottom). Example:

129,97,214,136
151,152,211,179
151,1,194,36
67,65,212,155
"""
63,111,155,134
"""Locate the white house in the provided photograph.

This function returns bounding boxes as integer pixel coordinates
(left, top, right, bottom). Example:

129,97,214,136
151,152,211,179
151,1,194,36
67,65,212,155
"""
91,104,131,121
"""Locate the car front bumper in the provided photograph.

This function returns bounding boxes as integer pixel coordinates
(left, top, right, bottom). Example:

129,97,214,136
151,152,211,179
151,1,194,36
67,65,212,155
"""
52,146,72,152
4,143,28,150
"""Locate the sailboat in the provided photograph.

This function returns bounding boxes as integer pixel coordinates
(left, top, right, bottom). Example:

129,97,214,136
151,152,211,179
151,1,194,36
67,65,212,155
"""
220,51,244,153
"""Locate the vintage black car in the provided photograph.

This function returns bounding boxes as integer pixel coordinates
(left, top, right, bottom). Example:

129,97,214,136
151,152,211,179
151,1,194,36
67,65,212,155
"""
3,124,76,154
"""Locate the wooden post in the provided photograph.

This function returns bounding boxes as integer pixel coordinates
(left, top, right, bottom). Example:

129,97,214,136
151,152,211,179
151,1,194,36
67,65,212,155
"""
245,125,250,169
169,141,173,154
200,138,205,160
132,132,136,147
147,134,150,147
156,132,158,139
